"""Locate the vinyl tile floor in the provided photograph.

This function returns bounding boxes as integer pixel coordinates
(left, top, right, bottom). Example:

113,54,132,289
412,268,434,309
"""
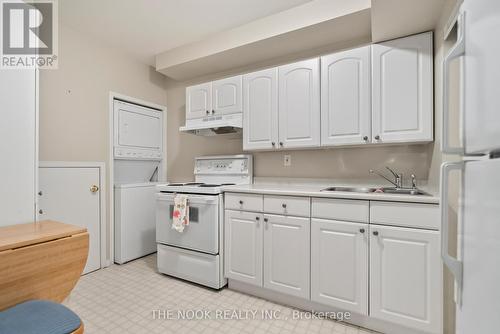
64,254,381,334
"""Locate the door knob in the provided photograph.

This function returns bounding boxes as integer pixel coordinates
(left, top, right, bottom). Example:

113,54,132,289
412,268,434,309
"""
374,135,380,140
90,185,99,193
256,216,260,221
279,142,284,147
373,231,379,236
38,209,43,214
212,110,215,114
206,110,209,114
38,191,43,196
263,218,268,222
363,136,368,141
282,203,287,209
271,142,275,147
239,200,243,205
359,228,365,233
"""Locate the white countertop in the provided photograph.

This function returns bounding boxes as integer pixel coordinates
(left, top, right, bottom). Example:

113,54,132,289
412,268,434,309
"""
221,182,439,204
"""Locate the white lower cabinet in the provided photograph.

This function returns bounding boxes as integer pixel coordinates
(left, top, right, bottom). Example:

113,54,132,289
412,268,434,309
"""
370,224,441,334
311,219,368,315
224,210,263,286
224,194,442,334
263,214,310,299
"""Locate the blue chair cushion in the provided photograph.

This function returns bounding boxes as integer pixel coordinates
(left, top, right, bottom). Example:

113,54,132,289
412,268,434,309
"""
0,300,81,334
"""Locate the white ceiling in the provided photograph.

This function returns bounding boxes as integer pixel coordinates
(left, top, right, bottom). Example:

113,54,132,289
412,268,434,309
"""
59,0,313,65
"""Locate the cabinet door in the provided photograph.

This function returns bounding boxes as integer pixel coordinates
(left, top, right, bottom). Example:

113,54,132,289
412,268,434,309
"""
372,32,433,143
311,219,368,315
224,210,263,286
243,68,279,151
321,46,371,146
278,58,320,149
263,214,310,299
212,75,242,115
370,225,441,334
186,82,212,119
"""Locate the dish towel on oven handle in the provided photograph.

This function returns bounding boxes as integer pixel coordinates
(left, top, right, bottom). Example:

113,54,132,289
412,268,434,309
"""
172,194,189,232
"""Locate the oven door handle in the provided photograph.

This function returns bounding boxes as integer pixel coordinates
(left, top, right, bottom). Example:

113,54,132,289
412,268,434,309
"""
156,193,218,204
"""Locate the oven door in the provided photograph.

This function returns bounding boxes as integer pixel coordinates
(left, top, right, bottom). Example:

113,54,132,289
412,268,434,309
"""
156,193,219,254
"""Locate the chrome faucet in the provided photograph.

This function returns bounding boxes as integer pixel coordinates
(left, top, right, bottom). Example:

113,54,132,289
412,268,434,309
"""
370,167,403,188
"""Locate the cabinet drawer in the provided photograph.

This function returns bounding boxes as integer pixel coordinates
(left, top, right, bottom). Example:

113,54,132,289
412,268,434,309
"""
264,195,310,217
370,201,439,230
312,198,369,223
225,193,263,212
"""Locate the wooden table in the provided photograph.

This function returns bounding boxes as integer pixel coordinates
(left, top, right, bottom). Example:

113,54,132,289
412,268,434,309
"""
0,220,89,311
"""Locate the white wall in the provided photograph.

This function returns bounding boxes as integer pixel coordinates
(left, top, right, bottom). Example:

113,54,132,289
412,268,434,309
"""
39,23,167,260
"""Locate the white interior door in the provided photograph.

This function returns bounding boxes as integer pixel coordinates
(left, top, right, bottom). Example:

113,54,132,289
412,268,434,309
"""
186,82,212,119
311,219,368,315
321,46,371,146
212,75,242,115
263,214,310,299
370,224,441,334
278,58,320,149
372,32,433,144
243,68,279,151
38,166,101,274
0,68,37,227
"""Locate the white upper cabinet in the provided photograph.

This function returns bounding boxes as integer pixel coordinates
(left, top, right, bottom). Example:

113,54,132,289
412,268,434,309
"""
278,58,320,149
263,214,310,299
212,75,242,115
224,210,263,287
321,46,372,146
372,32,433,143
243,68,278,151
186,82,212,119
370,224,441,334
311,219,368,315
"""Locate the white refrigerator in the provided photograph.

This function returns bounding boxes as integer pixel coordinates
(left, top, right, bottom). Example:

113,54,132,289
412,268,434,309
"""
441,1,500,333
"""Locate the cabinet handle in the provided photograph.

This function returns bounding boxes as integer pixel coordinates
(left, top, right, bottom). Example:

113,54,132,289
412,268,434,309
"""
282,203,287,209
38,191,43,196
363,136,368,141
271,142,275,147
256,216,260,221
359,228,365,233
263,218,268,222
212,110,215,114
372,231,378,236
374,135,380,140
206,110,209,114
279,142,284,147
38,209,43,214
239,200,243,205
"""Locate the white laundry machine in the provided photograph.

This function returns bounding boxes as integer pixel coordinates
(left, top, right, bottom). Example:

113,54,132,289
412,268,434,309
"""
114,182,158,264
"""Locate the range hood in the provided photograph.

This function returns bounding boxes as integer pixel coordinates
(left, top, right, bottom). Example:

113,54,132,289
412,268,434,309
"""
179,113,242,136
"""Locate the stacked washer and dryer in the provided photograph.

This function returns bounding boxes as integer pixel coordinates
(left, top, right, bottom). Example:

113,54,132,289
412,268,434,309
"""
113,99,165,264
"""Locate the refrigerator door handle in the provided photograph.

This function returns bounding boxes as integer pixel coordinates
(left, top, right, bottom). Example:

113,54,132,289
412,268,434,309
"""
440,161,464,304
442,11,466,155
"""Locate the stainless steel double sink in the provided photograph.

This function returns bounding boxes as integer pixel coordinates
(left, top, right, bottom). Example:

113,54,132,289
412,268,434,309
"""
321,186,430,196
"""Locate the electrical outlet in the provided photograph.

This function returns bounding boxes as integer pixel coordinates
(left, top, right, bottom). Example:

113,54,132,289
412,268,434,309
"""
284,154,291,167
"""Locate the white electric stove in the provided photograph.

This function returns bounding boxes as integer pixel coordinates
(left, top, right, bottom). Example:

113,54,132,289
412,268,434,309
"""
155,155,252,289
